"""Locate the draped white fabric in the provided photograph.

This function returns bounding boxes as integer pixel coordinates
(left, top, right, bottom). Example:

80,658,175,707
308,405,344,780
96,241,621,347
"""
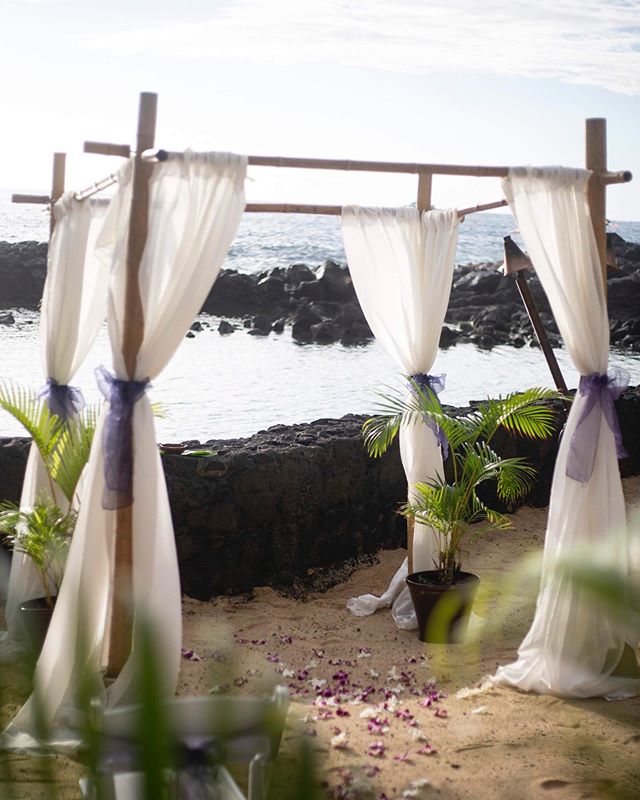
342,207,459,629
0,196,108,661
493,166,640,698
4,152,248,746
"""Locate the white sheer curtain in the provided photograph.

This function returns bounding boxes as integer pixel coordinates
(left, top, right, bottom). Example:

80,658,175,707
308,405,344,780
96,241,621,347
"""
342,207,459,629
0,195,108,661
492,166,640,698
4,152,248,747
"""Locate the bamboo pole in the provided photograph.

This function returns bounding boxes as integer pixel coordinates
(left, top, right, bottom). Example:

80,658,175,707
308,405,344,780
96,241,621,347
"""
106,92,157,679
586,118,608,292
84,141,132,158
49,153,66,238
11,193,48,204
146,149,514,177
417,172,433,212
405,174,436,575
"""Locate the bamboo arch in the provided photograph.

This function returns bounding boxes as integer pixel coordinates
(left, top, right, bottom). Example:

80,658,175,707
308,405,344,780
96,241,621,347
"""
11,91,633,680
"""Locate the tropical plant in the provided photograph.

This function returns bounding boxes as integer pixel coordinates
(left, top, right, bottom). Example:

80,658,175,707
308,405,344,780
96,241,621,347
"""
0,500,77,608
363,381,561,584
0,381,99,509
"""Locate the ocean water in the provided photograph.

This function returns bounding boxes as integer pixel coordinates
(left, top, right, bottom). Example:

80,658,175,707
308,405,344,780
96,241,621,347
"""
1,189,639,442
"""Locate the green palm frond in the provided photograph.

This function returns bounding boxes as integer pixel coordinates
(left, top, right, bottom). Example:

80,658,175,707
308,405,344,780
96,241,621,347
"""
362,412,404,458
363,378,562,582
49,404,99,502
0,380,63,459
495,457,538,502
475,387,561,442
0,382,99,503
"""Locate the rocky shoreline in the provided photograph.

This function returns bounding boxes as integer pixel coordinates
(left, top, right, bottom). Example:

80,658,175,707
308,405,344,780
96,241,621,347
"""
1,235,639,351
1,389,639,597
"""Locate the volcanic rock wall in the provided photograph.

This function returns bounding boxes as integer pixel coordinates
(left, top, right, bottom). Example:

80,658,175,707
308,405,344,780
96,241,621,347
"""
1,388,639,599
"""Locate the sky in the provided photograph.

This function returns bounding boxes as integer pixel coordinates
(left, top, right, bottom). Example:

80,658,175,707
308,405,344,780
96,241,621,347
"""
1,0,639,219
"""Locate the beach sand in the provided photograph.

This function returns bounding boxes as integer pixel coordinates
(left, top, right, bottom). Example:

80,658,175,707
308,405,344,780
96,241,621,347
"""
1,477,639,799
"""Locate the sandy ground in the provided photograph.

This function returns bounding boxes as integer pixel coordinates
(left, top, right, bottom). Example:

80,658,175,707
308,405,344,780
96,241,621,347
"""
1,478,640,799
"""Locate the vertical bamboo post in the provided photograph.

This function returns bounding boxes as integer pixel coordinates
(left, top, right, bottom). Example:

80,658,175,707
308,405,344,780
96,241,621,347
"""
106,92,157,679
406,173,434,575
49,152,66,238
586,118,607,293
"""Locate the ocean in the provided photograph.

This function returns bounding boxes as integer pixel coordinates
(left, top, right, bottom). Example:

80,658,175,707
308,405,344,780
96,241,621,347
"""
1,189,639,442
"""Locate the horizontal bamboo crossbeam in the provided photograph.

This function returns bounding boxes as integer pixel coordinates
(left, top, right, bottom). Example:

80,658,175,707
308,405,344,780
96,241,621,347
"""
12,193,49,204
602,170,633,185
244,199,507,217
145,148,513,177
74,173,120,202
64,141,632,207
84,141,131,158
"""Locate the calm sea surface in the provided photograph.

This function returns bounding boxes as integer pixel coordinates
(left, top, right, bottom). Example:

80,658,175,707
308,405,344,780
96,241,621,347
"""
1,189,639,442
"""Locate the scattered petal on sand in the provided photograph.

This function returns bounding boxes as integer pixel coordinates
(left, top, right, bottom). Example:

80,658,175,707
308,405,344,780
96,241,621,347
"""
393,751,413,763
266,652,280,663
387,666,401,681
403,777,432,797
456,685,487,700
331,730,350,749
434,708,448,718
471,705,489,715
417,744,438,756
180,648,202,662
281,668,295,678
367,741,386,758
363,764,381,778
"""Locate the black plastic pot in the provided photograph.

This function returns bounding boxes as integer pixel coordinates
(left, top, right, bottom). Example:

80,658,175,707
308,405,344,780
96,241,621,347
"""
406,571,480,643
19,596,55,654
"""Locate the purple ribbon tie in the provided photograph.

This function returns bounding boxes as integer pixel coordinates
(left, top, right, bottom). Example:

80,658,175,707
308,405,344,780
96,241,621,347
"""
566,368,629,484
38,378,85,421
410,372,449,460
96,366,150,510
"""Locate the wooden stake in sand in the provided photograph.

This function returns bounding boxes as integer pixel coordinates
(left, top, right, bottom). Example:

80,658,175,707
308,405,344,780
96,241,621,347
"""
105,92,157,679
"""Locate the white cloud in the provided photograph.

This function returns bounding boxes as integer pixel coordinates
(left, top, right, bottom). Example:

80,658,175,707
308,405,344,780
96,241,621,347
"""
86,0,640,95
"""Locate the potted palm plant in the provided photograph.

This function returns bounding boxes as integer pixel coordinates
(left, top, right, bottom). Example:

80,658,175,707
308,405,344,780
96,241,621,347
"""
0,500,77,650
0,382,98,649
363,381,560,642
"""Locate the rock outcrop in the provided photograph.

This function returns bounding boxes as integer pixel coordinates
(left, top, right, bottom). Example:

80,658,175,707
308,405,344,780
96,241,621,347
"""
2,234,639,351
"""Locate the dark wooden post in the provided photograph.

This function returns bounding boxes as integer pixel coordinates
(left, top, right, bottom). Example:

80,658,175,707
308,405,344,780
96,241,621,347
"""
106,92,157,678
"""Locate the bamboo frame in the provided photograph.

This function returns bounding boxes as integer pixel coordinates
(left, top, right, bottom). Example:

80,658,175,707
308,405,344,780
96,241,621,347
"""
12,95,634,664
105,92,157,679
11,152,66,238
586,118,608,289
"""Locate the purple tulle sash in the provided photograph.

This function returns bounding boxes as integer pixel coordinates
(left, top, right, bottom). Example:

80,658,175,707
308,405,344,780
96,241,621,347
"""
566,368,629,484
96,366,150,510
38,378,85,421
410,372,449,460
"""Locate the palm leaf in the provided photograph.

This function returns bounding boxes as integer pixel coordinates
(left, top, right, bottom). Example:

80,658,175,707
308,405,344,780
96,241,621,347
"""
478,388,561,441
495,458,537,502
0,380,63,459
49,405,99,503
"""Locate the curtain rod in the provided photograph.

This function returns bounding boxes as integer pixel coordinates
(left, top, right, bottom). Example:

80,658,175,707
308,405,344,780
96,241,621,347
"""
147,148,511,177
71,184,508,217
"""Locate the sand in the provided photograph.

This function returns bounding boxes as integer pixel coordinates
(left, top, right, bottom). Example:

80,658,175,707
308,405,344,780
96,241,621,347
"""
1,478,640,799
